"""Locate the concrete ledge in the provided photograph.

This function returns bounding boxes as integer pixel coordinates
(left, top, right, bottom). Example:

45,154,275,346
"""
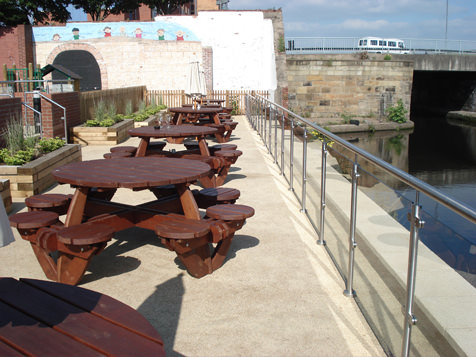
447,111,476,124
323,120,414,134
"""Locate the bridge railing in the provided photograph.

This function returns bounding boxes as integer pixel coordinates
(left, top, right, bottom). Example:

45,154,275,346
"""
286,36,476,54
245,94,476,357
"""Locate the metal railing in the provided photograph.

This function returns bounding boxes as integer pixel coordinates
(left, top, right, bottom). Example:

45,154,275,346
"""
285,36,476,54
245,94,476,357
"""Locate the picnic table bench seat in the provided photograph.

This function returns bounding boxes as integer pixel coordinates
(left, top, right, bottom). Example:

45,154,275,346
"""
104,151,134,159
110,146,137,154
196,187,240,208
184,142,238,153
10,210,115,285
154,205,253,277
25,193,73,215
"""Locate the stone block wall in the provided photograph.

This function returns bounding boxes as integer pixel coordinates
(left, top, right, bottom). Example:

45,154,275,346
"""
287,54,414,121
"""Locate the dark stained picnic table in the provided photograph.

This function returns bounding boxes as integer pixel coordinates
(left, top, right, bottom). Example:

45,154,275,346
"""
168,106,222,125
129,124,218,157
53,157,212,225
0,277,165,356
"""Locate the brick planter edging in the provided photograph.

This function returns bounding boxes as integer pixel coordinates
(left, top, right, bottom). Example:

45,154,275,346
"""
72,119,134,146
0,144,82,198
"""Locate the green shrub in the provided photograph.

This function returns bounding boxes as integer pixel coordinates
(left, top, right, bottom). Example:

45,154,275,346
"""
384,54,392,60
37,137,65,154
386,99,408,123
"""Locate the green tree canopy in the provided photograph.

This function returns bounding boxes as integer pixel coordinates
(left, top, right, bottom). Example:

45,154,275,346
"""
142,0,191,16
0,0,71,26
71,0,140,22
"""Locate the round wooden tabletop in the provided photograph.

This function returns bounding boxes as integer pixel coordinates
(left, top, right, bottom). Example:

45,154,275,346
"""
129,124,217,138
53,157,212,189
168,106,222,114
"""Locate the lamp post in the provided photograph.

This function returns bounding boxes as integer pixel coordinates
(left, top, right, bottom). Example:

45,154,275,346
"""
445,0,448,41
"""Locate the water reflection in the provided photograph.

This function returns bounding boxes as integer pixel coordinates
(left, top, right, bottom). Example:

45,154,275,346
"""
333,117,476,285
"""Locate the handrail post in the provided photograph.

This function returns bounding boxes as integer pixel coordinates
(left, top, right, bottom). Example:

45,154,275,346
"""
289,118,294,192
274,108,278,164
344,159,359,297
280,114,285,176
401,193,424,357
268,106,273,154
301,127,308,213
318,140,328,245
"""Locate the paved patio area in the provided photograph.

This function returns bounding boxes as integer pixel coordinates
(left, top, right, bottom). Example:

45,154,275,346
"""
1,116,385,356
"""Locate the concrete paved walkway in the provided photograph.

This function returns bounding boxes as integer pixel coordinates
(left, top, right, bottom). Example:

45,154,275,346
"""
1,116,384,356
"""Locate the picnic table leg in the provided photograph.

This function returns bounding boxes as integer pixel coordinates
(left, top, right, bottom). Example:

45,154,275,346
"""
64,187,89,227
57,253,90,285
198,137,210,156
211,236,233,271
177,244,212,278
199,173,217,189
135,137,150,157
175,184,201,220
31,244,58,281
215,166,230,187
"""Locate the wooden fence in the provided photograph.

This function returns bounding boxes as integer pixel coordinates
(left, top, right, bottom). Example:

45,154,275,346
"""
146,90,269,114
80,86,146,122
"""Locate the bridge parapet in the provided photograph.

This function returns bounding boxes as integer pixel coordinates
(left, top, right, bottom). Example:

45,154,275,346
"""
393,54,476,71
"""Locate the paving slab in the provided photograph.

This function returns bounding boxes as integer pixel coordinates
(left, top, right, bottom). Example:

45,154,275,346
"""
1,116,384,356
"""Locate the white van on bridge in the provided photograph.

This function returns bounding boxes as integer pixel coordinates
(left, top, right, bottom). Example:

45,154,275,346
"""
358,37,410,54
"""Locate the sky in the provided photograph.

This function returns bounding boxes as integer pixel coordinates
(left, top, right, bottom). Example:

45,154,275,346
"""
228,0,476,41
68,1,476,42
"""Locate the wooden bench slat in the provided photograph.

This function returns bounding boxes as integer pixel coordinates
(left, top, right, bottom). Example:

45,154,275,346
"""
9,211,59,230
206,204,255,221
57,222,114,245
25,194,72,209
155,215,210,239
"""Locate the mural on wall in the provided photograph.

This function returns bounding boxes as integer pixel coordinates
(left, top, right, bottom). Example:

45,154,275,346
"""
32,22,198,42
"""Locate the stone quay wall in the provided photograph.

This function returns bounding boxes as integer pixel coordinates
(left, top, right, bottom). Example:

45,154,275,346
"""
287,54,414,121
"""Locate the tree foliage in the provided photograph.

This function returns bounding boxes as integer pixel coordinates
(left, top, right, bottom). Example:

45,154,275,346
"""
142,0,191,15
0,0,71,26
71,0,139,22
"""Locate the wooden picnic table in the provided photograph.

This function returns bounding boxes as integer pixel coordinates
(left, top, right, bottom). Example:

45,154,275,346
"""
168,106,222,125
129,124,219,156
53,157,211,226
8,156,253,283
127,125,241,188
0,277,165,356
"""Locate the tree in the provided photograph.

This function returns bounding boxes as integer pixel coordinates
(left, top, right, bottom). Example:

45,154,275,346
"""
71,0,141,21
0,0,71,27
142,0,191,15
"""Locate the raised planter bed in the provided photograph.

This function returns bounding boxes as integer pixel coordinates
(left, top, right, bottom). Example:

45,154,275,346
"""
0,179,12,213
134,115,158,128
72,119,134,146
0,144,82,198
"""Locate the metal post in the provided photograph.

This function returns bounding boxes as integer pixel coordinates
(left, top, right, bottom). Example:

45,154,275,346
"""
401,193,424,357
280,114,285,176
274,108,278,164
263,104,268,147
268,106,272,153
33,90,41,135
289,119,294,192
301,128,308,213
344,159,359,297
318,141,328,245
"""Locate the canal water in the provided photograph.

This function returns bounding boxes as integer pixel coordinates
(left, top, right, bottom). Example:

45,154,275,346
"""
336,115,476,284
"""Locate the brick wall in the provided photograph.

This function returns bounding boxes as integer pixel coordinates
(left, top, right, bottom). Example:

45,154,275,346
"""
14,91,80,141
0,25,34,68
287,54,414,121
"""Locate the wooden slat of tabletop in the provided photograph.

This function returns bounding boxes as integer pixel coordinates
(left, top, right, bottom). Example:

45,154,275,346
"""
22,278,163,345
0,340,26,356
0,278,164,356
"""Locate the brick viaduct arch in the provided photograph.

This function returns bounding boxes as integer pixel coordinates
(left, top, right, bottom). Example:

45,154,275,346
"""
46,42,109,89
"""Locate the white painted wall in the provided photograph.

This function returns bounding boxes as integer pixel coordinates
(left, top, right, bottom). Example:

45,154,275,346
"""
156,11,277,92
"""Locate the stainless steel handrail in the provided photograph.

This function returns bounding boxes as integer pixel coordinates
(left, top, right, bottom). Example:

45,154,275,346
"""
249,95,476,224
246,93,476,357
